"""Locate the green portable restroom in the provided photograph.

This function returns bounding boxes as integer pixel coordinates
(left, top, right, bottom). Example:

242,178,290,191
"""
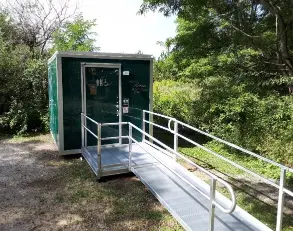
48,51,153,155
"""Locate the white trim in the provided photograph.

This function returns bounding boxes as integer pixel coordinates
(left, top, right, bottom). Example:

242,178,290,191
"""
81,63,86,147
50,130,58,148
57,55,64,152
83,63,121,68
53,51,153,61
81,63,122,146
83,63,122,68
149,59,153,136
48,51,59,64
118,65,122,144
82,63,88,146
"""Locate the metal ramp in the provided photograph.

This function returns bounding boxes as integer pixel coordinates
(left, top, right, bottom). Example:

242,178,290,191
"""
80,111,293,231
131,143,269,231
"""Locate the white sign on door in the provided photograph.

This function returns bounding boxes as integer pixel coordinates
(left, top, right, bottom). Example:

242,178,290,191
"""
96,79,110,87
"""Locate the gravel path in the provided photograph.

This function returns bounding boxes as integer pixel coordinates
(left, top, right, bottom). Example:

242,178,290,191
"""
0,135,65,231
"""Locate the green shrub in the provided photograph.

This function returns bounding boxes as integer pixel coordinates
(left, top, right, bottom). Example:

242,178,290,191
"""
153,80,200,123
153,77,293,166
0,40,48,134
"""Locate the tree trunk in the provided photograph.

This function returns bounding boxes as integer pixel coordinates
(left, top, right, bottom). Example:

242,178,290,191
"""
257,0,293,93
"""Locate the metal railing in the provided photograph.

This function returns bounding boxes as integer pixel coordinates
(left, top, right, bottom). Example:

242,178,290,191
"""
142,110,293,231
81,113,236,231
81,113,128,177
128,122,236,231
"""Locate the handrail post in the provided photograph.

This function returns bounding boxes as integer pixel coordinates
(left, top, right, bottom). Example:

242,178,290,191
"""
142,110,145,141
173,120,178,161
276,168,286,231
97,123,102,180
208,178,216,231
129,124,133,170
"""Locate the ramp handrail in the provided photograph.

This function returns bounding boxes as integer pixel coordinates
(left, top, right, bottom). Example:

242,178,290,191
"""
81,113,128,177
128,122,236,216
81,113,102,177
143,110,293,231
81,113,236,231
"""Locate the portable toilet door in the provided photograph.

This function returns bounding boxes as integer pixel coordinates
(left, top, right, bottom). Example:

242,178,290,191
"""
81,63,122,147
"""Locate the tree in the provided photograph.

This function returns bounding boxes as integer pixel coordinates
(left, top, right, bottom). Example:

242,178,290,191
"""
51,15,98,52
2,0,78,56
140,0,293,93
0,7,99,134
140,1,293,169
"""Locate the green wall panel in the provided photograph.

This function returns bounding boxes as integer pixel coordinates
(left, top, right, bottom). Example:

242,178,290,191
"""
48,58,58,144
62,57,151,151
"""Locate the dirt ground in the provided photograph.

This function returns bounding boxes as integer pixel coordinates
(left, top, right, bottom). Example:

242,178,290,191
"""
0,134,181,231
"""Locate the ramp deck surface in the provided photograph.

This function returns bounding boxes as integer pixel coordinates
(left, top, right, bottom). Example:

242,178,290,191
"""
82,142,271,231
82,143,158,176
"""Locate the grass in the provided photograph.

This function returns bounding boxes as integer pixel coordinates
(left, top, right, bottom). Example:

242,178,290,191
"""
179,141,293,231
1,133,183,231
55,160,184,230
1,132,52,143
180,141,293,180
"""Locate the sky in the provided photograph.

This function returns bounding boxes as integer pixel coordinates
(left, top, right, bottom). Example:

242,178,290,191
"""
79,0,177,57
1,0,176,57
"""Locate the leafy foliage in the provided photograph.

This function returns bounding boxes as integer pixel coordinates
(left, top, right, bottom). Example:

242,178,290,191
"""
146,0,293,167
0,32,48,134
153,80,200,123
154,78,293,165
51,15,99,53
0,7,98,134
142,0,293,89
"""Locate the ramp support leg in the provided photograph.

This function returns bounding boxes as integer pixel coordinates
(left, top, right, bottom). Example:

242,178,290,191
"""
208,178,216,231
276,168,286,231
